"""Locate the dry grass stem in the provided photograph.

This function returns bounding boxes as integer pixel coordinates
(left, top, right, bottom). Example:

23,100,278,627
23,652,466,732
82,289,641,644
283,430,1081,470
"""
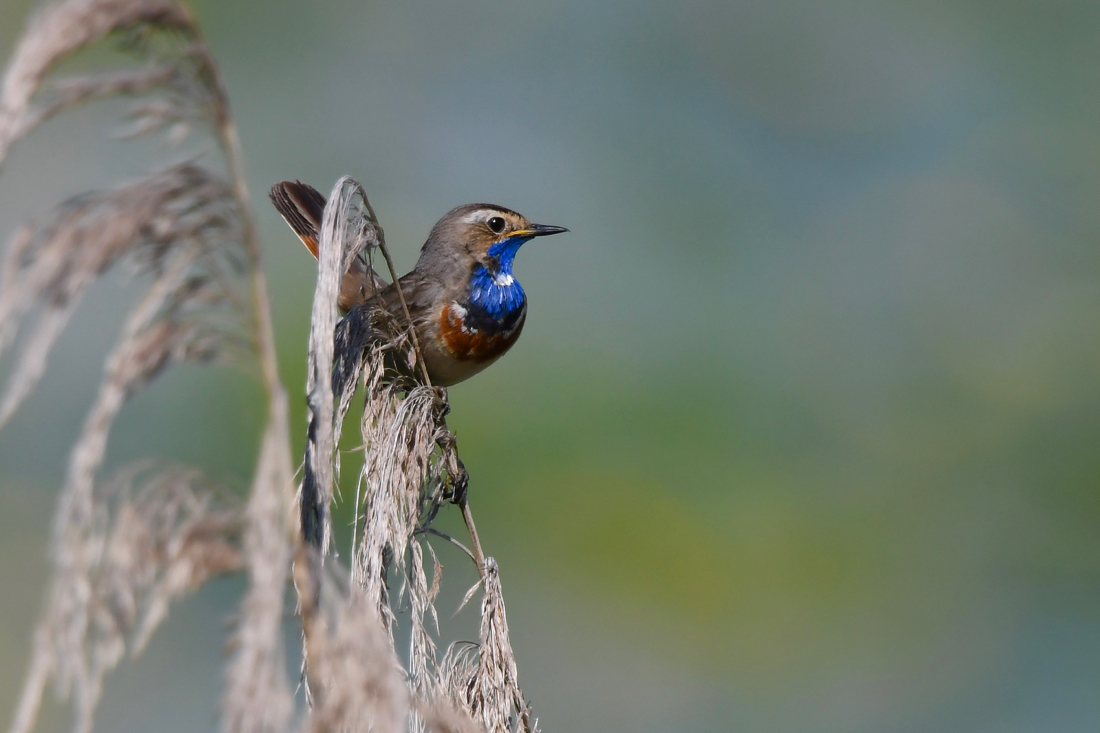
0,163,246,428
0,0,191,168
3,2,540,732
11,458,244,733
299,177,386,555
405,538,443,733
0,2,296,732
222,418,296,733
438,560,534,733
354,384,442,621
417,701,484,733
11,215,247,733
300,569,409,733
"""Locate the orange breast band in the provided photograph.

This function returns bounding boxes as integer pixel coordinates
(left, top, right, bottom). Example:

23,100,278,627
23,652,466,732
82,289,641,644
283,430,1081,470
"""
439,303,524,362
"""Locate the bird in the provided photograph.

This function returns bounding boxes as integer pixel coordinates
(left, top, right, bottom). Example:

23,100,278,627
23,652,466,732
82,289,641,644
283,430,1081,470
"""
269,180,568,387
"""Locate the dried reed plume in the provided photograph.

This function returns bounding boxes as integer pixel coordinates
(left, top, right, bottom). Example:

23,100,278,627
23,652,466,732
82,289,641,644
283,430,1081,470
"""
2,2,540,732
0,2,294,732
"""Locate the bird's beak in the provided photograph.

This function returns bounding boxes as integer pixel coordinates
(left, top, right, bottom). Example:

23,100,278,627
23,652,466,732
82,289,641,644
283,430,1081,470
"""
513,223,569,238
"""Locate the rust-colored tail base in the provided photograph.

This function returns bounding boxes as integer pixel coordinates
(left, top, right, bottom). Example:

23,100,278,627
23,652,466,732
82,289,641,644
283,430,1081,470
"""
269,180,325,257
269,180,387,310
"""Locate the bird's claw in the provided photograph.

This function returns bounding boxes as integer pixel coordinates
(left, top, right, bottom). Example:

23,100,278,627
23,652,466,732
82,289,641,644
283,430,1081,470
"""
449,459,469,506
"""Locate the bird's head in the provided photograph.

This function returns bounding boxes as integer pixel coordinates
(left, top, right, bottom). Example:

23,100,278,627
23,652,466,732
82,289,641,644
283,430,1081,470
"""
418,204,567,280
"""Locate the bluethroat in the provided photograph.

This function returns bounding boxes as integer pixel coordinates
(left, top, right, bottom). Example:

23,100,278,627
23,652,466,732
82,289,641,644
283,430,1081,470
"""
269,181,568,387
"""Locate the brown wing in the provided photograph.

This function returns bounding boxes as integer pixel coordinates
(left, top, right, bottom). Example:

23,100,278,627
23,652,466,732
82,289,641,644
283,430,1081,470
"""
269,180,390,310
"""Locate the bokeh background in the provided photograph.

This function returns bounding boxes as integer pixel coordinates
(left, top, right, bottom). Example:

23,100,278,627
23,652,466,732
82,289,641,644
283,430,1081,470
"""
2,0,1100,731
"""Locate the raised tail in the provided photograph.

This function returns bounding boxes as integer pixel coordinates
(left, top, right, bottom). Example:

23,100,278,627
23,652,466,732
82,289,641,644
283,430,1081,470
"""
269,180,326,257
269,179,390,310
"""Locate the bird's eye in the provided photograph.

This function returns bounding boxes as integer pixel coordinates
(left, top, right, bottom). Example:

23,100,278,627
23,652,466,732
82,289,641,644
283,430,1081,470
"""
487,216,506,234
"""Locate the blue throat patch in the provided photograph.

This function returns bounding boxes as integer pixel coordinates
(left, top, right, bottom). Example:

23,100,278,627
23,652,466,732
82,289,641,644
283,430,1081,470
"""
467,235,529,322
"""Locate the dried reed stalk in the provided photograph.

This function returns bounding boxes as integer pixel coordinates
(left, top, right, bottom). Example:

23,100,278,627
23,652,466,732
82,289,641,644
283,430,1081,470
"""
294,560,409,733
3,1,542,732
8,164,252,733
0,2,295,733
437,561,535,733
0,0,192,168
299,177,387,557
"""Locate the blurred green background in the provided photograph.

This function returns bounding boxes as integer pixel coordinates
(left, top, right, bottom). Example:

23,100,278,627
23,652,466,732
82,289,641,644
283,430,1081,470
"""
2,0,1100,731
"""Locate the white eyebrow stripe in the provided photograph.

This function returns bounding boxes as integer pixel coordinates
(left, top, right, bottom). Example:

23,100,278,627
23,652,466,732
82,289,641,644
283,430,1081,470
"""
461,209,497,224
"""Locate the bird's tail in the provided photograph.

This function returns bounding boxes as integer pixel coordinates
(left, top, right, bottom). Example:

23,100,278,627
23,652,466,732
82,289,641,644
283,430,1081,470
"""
269,180,389,310
269,180,326,257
